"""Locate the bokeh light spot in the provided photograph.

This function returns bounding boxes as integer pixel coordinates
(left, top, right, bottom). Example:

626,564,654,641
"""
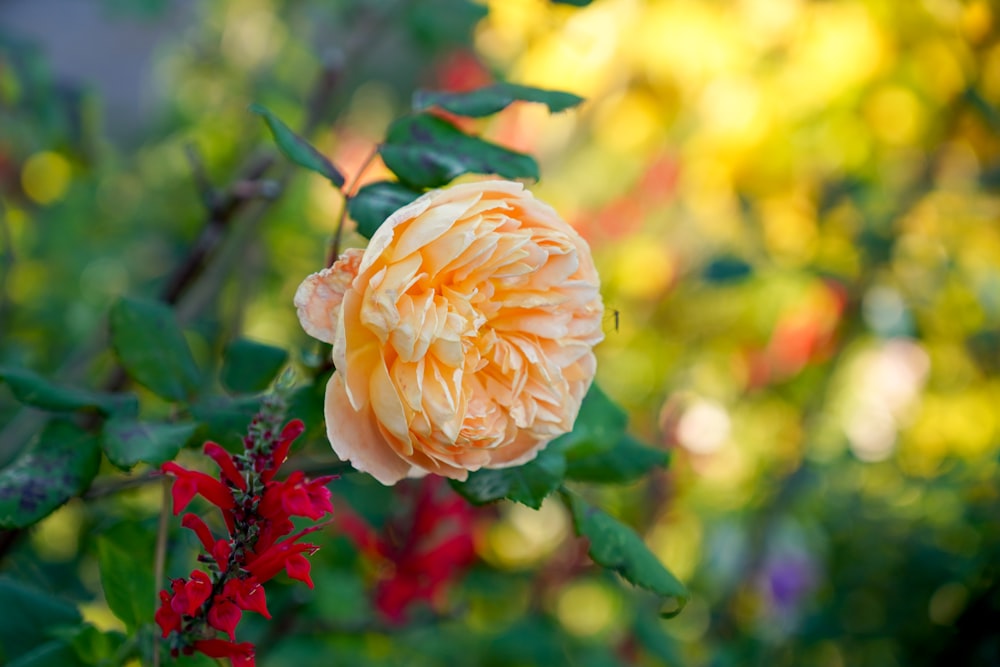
21,151,71,205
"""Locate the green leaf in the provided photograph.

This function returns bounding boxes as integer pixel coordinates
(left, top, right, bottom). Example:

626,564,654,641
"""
109,297,202,402
96,536,155,632
551,0,593,5
221,338,289,394
550,383,628,458
0,367,138,417
51,623,126,667
702,256,752,284
563,491,688,618
191,395,262,447
101,0,170,19
347,181,423,239
414,83,583,118
380,114,539,189
565,434,670,484
7,640,85,667
632,612,685,667
57,625,126,666
249,103,344,187
451,445,565,509
102,417,198,470
0,421,100,529
406,0,489,50
0,577,82,663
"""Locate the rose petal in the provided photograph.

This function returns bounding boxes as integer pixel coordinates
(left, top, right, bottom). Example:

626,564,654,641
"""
325,373,413,485
294,249,364,345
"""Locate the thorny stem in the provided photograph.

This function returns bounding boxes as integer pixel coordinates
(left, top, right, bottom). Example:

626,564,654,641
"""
326,144,381,268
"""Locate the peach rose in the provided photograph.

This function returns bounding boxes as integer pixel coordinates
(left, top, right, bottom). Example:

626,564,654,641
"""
295,179,603,484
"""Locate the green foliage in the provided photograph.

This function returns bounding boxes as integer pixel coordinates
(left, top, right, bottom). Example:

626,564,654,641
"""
551,382,628,457
0,577,82,664
452,445,566,509
0,421,100,528
0,4,682,665
565,433,669,484
109,297,202,402
221,338,289,394
6,640,85,667
452,382,670,507
702,255,753,284
563,490,688,618
97,535,155,632
58,625,127,667
0,366,137,416
250,104,345,187
632,613,685,667
413,83,584,117
405,0,489,50
348,181,423,239
380,114,539,189
101,417,198,469
190,395,262,446
101,0,170,18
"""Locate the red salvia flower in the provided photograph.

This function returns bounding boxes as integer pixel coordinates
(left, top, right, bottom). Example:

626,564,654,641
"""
155,589,182,638
203,442,248,491
336,477,476,623
155,391,333,667
262,419,306,483
223,578,271,619
208,597,242,641
162,462,235,514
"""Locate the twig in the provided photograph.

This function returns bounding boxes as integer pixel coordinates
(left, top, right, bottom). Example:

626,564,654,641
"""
161,149,278,306
326,144,381,267
0,201,14,326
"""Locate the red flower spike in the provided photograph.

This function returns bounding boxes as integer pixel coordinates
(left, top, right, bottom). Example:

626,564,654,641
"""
208,597,242,641
162,462,236,514
193,639,255,667
261,419,305,482
339,478,476,623
203,442,248,491
156,418,333,660
181,514,216,553
336,508,390,560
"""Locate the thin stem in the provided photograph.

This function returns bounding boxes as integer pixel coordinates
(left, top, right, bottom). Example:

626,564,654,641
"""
162,150,277,307
153,478,171,667
0,201,14,326
326,145,381,267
